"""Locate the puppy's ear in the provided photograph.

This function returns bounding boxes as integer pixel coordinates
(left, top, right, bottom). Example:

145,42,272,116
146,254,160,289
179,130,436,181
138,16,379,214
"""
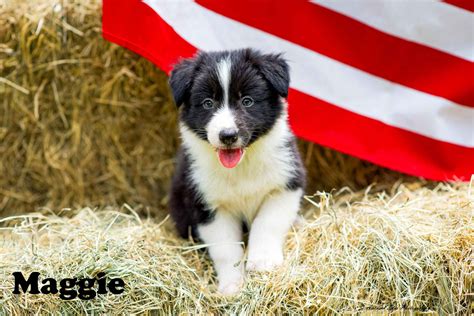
258,53,290,97
169,58,196,107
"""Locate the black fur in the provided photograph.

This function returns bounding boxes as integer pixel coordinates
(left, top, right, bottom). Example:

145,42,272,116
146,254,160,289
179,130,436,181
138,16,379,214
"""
284,139,307,191
169,59,196,107
168,48,305,238
169,49,289,147
169,148,214,239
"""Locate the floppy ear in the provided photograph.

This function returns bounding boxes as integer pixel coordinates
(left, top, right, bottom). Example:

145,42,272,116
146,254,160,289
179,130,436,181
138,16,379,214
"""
169,58,196,107
258,53,290,97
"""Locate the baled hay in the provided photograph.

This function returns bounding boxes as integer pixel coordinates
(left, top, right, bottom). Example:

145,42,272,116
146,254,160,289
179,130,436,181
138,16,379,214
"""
0,0,416,216
1,182,472,314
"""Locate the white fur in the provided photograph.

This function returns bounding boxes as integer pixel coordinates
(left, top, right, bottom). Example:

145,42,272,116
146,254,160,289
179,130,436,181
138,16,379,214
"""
180,109,295,223
197,211,244,295
206,57,237,148
246,188,302,271
181,103,302,295
216,56,231,105
206,106,238,148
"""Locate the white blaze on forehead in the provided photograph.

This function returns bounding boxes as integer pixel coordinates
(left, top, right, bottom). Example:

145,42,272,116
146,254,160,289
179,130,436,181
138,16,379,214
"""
216,56,232,106
207,56,238,148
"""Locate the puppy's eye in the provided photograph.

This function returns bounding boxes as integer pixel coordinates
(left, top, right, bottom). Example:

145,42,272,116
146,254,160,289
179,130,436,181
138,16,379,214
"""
241,96,254,107
201,98,214,109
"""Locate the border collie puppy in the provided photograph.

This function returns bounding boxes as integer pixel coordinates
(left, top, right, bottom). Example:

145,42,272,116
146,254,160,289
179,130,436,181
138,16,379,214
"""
168,48,305,295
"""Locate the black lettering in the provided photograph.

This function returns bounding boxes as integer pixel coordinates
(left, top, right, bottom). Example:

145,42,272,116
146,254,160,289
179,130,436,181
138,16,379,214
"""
12,272,40,294
12,271,125,300
77,278,96,300
108,278,125,294
40,278,58,294
96,272,107,294
59,278,77,300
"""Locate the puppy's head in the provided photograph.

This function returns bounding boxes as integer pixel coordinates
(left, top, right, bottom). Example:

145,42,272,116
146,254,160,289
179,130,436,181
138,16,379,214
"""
169,48,290,168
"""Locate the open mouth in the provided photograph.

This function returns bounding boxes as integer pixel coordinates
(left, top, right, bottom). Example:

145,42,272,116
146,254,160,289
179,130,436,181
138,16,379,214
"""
216,148,244,169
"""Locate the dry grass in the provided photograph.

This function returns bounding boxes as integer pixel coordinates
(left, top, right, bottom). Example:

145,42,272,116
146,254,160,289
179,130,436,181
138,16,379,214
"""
0,181,472,314
1,0,177,216
0,0,414,217
2,1,472,314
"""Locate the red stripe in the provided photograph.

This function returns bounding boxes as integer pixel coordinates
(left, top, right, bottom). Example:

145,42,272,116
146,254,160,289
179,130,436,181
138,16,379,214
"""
102,0,474,181
288,90,474,181
103,0,196,73
196,0,474,108
443,0,474,12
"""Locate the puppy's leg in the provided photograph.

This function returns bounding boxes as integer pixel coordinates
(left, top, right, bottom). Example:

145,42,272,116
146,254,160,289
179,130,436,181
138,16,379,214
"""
247,189,303,272
198,211,244,295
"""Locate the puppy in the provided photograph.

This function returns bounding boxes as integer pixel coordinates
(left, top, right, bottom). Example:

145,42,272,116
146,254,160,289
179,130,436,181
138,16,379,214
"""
168,48,305,295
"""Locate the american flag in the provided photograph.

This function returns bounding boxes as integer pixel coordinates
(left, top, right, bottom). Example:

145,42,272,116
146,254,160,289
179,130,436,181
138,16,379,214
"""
102,0,474,181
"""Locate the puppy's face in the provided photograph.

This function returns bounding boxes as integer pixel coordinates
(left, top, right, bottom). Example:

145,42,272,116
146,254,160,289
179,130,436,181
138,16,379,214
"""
169,49,290,168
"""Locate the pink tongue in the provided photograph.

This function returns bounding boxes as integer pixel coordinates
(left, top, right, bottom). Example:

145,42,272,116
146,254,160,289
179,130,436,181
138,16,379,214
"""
217,148,243,168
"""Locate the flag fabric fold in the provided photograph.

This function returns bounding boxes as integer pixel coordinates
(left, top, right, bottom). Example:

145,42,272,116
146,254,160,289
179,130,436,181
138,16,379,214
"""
103,0,474,181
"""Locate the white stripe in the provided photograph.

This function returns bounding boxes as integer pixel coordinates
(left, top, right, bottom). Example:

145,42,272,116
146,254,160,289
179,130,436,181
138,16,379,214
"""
144,0,474,148
311,0,474,62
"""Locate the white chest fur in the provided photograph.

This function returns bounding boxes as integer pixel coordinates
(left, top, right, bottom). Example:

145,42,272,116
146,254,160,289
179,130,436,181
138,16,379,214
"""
180,114,295,222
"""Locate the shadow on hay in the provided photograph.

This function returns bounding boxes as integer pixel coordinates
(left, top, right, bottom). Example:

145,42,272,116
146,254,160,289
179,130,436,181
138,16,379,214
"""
0,0,418,217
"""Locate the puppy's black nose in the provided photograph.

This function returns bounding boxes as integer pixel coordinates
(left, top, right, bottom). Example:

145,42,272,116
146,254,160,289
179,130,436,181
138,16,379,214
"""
219,128,238,145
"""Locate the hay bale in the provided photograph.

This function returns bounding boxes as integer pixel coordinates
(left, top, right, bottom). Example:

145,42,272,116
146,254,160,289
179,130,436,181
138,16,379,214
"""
1,1,471,314
1,0,178,216
0,182,472,314
0,0,416,216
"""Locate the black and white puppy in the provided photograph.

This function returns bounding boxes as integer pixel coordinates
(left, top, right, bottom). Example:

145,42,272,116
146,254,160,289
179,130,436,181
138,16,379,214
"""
168,48,305,295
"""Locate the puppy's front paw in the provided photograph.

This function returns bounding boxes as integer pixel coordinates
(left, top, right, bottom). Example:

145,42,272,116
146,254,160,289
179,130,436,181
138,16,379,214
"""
217,275,244,296
246,248,283,272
